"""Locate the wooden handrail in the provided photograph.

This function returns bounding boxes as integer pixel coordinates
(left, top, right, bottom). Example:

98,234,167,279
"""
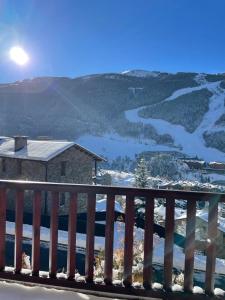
0,179,224,201
0,179,223,300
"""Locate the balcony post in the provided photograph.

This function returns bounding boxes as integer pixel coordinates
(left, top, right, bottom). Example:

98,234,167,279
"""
32,191,41,276
15,190,24,274
0,188,6,271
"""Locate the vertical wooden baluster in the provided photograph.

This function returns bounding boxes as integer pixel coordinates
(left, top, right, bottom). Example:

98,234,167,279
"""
32,191,41,276
104,193,115,285
85,192,96,283
15,190,24,274
143,195,154,289
123,194,135,288
0,188,6,271
67,192,77,280
49,191,59,278
205,197,218,295
184,200,196,292
164,196,175,291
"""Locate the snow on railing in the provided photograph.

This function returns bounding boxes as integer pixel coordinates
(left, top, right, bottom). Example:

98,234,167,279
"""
0,179,224,299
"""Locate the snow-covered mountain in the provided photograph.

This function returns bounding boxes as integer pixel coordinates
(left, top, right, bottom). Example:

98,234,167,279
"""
121,69,161,78
0,70,225,161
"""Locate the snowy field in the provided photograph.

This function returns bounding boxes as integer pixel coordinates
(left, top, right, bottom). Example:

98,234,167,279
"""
4,196,225,276
77,133,174,160
5,220,225,275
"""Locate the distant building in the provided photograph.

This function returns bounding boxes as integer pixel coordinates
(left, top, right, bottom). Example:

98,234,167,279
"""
176,211,225,259
0,136,104,215
182,159,206,170
208,161,225,170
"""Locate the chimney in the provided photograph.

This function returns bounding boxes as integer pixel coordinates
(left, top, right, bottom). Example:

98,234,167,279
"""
14,136,28,152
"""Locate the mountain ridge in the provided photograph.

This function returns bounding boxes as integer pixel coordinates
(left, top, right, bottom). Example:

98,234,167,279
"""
0,70,225,161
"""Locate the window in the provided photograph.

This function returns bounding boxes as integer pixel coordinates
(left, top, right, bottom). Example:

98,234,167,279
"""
61,161,66,176
2,158,6,173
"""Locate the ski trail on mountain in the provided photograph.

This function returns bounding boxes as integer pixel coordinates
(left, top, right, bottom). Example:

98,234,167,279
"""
164,82,216,102
196,82,225,134
125,74,225,161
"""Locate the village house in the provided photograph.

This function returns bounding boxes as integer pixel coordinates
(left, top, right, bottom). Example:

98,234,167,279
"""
154,204,225,259
176,209,225,259
0,136,104,215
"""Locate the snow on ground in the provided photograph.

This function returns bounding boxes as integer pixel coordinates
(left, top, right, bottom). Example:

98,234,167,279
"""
125,76,225,162
96,198,123,213
154,205,185,220
0,280,116,300
124,110,225,162
195,73,208,85
103,170,135,186
5,221,225,275
76,73,225,162
5,199,123,251
185,170,225,183
203,172,225,182
76,133,175,160
6,221,100,251
195,81,225,135
5,198,124,251
4,198,225,275
132,226,225,275
164,80,218,102
152,234,225,274
103,169,225,191
121,69,161,78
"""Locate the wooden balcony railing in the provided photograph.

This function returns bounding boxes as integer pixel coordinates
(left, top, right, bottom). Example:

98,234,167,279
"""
0,179,224,299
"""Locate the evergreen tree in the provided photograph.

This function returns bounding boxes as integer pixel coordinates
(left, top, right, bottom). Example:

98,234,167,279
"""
134,158,149,221
134,158,149,188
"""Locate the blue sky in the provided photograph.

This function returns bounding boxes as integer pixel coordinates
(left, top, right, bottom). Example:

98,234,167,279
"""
1,0,225,83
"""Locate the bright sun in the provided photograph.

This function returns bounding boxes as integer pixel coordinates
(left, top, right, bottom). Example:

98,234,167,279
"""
9,46,29,66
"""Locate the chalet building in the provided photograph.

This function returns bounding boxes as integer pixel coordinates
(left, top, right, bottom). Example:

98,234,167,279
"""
208,161,225,170
182,159,206,170
0,136,104,215
176,211,225,259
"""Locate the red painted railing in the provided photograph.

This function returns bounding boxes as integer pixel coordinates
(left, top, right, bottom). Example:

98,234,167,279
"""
0,179,224,299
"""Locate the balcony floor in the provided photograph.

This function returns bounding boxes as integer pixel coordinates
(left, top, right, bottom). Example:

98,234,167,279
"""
0,280,161,300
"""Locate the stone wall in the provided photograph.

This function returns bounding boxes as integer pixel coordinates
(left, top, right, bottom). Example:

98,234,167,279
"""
0,145,95,215
0,157,46,181
0,158,46,214
46,146,93,215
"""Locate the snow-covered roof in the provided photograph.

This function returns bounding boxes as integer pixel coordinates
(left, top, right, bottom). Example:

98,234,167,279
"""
96,198,123,213
154,205,186,220
197,211,225,233
176,210,225,233
0,138,104,162
121,69,161,78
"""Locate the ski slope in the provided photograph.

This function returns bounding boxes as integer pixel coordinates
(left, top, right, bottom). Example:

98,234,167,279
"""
125,74,225,162
77,133,176,159
76,73,225,162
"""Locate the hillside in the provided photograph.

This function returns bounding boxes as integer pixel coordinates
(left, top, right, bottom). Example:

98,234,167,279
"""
0,70,225,161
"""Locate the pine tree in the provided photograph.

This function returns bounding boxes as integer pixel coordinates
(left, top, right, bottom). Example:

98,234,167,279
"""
134,158,149,188
134,158,149,220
